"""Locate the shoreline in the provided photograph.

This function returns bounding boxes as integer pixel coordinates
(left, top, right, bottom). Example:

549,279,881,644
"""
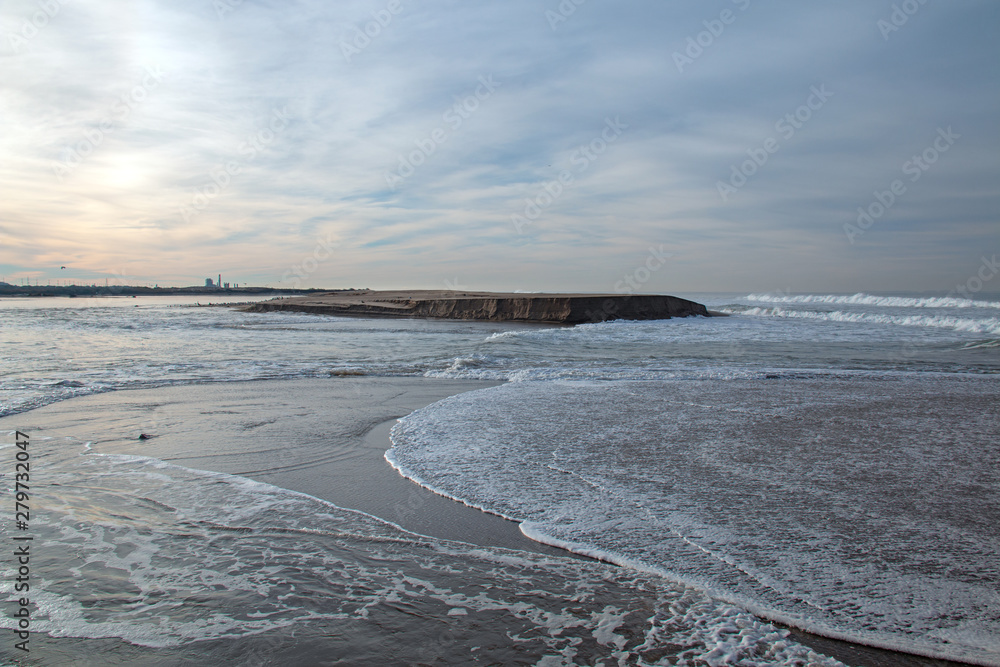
5,377,575,556
2,376,975,666
378,394,972,667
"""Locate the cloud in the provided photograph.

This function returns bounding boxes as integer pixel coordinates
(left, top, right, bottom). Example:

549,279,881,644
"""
1,0,997,292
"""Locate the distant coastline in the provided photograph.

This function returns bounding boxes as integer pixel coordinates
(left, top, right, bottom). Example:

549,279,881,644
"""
0,284,353,298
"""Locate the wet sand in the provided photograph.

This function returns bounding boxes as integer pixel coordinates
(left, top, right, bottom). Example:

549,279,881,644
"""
4,376,970,666
8,377,574,558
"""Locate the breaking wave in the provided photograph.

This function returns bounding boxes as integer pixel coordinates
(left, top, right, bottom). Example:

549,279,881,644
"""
733,306,1000,335
746,293,1000,310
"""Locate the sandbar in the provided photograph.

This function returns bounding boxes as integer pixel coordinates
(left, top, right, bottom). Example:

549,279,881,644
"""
242,289,710,323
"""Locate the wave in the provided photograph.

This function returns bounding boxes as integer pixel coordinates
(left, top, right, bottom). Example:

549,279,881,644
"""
746,293,1000,310
731,306,1000,335
388,377,1000,666
0,438,845,665
963,338,1000,349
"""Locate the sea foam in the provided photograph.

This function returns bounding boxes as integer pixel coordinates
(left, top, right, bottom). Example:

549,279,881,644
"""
746,292,1000,309
388,375,1000,666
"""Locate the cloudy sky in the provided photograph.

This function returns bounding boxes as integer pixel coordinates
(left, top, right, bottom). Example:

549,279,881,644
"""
1,0,997,293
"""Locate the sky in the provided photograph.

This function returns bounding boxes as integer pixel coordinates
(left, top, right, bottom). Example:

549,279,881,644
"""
1,0,998,294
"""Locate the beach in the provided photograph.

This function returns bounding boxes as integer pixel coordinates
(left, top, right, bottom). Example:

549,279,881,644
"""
0,293,996,665
11,377,565,555
2,375,976,666
6,0,998,662
1,376,848,665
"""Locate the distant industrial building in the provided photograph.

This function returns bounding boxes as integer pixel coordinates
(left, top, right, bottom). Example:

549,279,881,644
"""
205,275,237,289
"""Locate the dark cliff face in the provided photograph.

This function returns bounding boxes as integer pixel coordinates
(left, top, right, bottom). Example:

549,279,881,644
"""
244,293,709,324
405,296,708,323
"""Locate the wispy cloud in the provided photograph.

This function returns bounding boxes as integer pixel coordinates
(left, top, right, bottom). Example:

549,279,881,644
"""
1,0,997,292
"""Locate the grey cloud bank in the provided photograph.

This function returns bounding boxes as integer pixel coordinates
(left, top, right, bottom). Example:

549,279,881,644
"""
0,0,997,293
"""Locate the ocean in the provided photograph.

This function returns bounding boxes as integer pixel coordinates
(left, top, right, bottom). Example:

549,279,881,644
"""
1,292,997,665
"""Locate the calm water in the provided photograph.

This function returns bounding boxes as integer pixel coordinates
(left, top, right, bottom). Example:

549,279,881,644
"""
1,292,998,664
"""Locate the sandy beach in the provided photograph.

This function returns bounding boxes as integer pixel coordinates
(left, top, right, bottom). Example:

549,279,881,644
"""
4,376,972,666
9,377,577,557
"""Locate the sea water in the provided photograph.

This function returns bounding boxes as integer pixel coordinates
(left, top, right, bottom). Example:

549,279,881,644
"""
1,292,998,664
389,375,999,664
